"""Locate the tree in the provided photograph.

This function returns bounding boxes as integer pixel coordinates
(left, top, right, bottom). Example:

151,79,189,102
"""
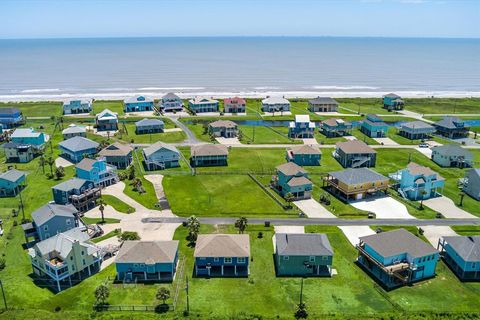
46,156,55,176
127,164,136,180
38,152,46,174
234,217,248,234
419,189,428,209
97,198,107,224
119,231,140,241
459,192,465,206
156,287,170,305
54,166,65,180
294,302,308,319
285,192,295,208
94,284,110,305
186,215,200,244
131,178,144,193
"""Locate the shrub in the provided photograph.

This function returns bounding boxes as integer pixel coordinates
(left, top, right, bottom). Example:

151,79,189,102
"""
0,257,6,271
119,231,140,241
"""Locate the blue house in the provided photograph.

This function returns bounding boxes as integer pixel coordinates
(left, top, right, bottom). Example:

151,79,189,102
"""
76,157,118,188
188,97,219,113
438,236,480,281
11,128,48,149
194,234,250,277
320,118,352,137
124,95,154,113
288,115,315,138
115,240,179,282
433,116,470,139
59,136,99,163
275,233,333,277
95,109,118,131
286,145,321,166
0,107,23,129
190,144,228,167
142,141,180,170
0,169,26,197
357,229,439,289
63,99,92,115
399,121,435,140
360,114,389,138
274,162,312,200
52,178,100,212
160,93,183,112
135,118,164,134
383,93,404,110
390,162,445,200
22,203,78,243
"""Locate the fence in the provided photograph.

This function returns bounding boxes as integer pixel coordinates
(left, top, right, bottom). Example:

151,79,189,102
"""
172,255,186,310
93,304,168,312
247,173,289,210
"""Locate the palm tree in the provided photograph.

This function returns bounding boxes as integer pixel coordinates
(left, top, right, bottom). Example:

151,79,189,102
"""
38,154,46,174
46,156,55,176
186,215,200,244
419,189,428,210
97,198,107,224
94,284,110,306
156,287,170,306
54,166,65,180
235,217,248,234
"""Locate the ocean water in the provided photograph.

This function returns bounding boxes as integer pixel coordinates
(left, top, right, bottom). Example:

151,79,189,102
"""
0,37,479,101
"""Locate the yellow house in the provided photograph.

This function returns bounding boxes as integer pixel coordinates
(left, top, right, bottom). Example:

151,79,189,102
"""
324,168,389,200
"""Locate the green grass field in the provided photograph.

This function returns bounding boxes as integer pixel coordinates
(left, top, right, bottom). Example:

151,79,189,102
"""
101,195,135,213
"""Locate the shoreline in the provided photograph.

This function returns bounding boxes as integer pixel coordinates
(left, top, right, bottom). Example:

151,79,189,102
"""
1,90,480,102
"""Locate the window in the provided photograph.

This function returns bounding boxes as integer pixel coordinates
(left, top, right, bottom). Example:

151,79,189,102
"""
140,264,145,268
134,264,139,268
213,257,219,262
472,263,476,268
66,219,71,225
82,259,86,265
224,257,232,264
283,256,289,261
309,256,315,262
238,257,246,263
81,251,84,256
44,225,49,231
70,256,73,261
322,256,329,261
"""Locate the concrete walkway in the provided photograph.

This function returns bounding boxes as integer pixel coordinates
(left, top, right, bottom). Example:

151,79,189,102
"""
422,196,478,219
415,147,433,158
339,226,375,246
274,226,305,234
164,128,183,133
293,199,336,218
55,157,74,168
349,196,415,219
420,226,458,248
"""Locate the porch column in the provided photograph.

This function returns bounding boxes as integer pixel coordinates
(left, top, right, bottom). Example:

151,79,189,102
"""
144,272,147,280
158,272,161,280
69,275,72,287
221,265,224,276
88,265,91,276
234,265,237,276
57,279,61,292
317,265,320,275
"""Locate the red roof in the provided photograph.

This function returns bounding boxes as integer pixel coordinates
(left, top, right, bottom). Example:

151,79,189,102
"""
224,97,246,105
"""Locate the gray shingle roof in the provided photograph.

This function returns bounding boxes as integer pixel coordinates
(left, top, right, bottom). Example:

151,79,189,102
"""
32,203,78,226
209,120,237,128
98,142,133,157
329,168,388,185
34,228,98,259
336,140,376,154
308,97,338,105
162,92,181,100
143,141,179,158
52,178,90,192
432,144,472,157
276,233,333,256
443,236,480,262
287,176,312,187
287,145,321,155
401,120,435,130
360,229,437,258
135,118,164,127
59,136,99,152
384,93,401,99
191,144,228,157
194,234,250,258
434,117,468,130
0,169,26,183
75,158,97,171
276,162,307,176
2,142,30,149
116,240,179,264
62,124,86,135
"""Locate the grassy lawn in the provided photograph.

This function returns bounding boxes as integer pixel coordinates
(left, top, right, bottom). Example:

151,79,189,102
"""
0,101,63,117
91,228,121,243
99,194,135,213
451,225,480,235
239,125,301,144
403,98,480,115
350,128,379,145
81,216,121,225
92,100,124,115
336,98,391,115
117,122,186,144
183,122,214,142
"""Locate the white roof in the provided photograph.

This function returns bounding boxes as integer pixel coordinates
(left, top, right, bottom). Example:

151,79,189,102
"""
62,124,86,135
124,95,154,104
295,115,311,123
189,97,218,104
64,98,92,105
96,108,118,120
262,97,290,105
11,128,43,139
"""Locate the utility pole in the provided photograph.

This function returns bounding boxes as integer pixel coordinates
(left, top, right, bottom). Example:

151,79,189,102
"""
185,276,190,315
0,279,7,310
19,191,25,221
299,277,304,305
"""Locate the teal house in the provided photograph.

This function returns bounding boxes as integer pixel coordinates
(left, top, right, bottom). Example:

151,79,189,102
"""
63,99,92,115
75,158,118,188
360,114,389,138
11,128,48,149
0,169,26,197
390,162,445,200
188,97,219,113
274,162,312,200
438,236,480,281
124,95,154,112
357,229,439,289
115,240,179,282
59,136,99,163
194,234,250,277
288,115,315,138
286,145,321,166
275,233,333,277
383,93,404,110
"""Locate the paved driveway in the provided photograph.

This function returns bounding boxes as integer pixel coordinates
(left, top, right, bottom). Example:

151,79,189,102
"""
423,196,478,219
349,196,415,219
274,225,305,234
373,137,399,146
302,138,318,145
216,137,242,145
420,225,458,248
293,199,336,218
415,147,433,158
339,226,375,246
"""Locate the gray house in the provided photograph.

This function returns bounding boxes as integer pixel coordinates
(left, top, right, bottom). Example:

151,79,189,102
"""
0,169,26,197
98,142,133,169
308,97,338,112
261,97,290,112
52,178,100,212
438,236,480,281
191,144,229,167
2,142,36,163
433,117,470,139
135,118,164,134
275,233,333,277
160,93,183,112
62,124,87,140
431,145,473,168
143,142,180,170
334,140,377,168
463,168,480,201
399,121,435,140
208,120,238,138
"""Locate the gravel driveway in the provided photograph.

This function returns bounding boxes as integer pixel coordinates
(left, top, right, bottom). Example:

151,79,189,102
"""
293,199,336,218
349,196,415,219
373,137,399,146
422,196,478,219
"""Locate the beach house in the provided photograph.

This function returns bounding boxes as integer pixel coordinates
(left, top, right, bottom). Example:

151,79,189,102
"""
11,128,48,149
398,121,435,140
194,234,250,277
142,141,180,170
28,228,102,292
357,229,439,288
360,114,389,138
383,93,404,110
135,118,164,134
22,203,79,243
190,144,228,167
288,115,315,138
224,97,246,113
98,142,133,169
62,124,87,140
188,97,219,113
0,169,26,197
115,240,179,282
389,162,445,200
433,116,470,139
160,93,183,112
334,140,377,168
286,145,321,166
308,97,338,112
208,120,238,138
261,97,290,113
438,236,480,281
59,136,99,163
275,233,333,277
95,109,118,131
52,178,100,212
63,99,92,115
463,168,480,201
0,107,23,129
431,144,473,168
274,162,313,200
324,167,389,201
320,118,352,137
75,158,118,188
2,142,36,163
124,95,154,113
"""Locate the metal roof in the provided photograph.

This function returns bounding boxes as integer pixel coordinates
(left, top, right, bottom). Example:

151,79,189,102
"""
262,97,290,105
276,233,333,256
135,118,164,127
143,141,179,158
308,97,338,105
59,136,99,152
194,234,250,258
432,144,472,157
34,228,98,260
62,124,86,135
329,167,388,185
287,145,321,155
0,169,26,183
52,178,90,192
116,240,179,264
32,203,78,226
336,140,376,154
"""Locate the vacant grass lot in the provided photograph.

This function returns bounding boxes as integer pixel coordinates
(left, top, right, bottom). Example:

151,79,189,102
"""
403,98,480,114
0,101,63,117
101,194,135,213
117,122,187,143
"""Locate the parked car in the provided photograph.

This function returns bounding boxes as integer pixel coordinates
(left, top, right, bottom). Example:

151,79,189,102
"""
418,143,430,148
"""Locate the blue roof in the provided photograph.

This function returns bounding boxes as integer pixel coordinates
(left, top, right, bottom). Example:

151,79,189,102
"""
59,136,99,152
135,118,164,127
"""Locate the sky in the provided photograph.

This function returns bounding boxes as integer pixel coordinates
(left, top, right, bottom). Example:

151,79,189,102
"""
0,0,478,39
